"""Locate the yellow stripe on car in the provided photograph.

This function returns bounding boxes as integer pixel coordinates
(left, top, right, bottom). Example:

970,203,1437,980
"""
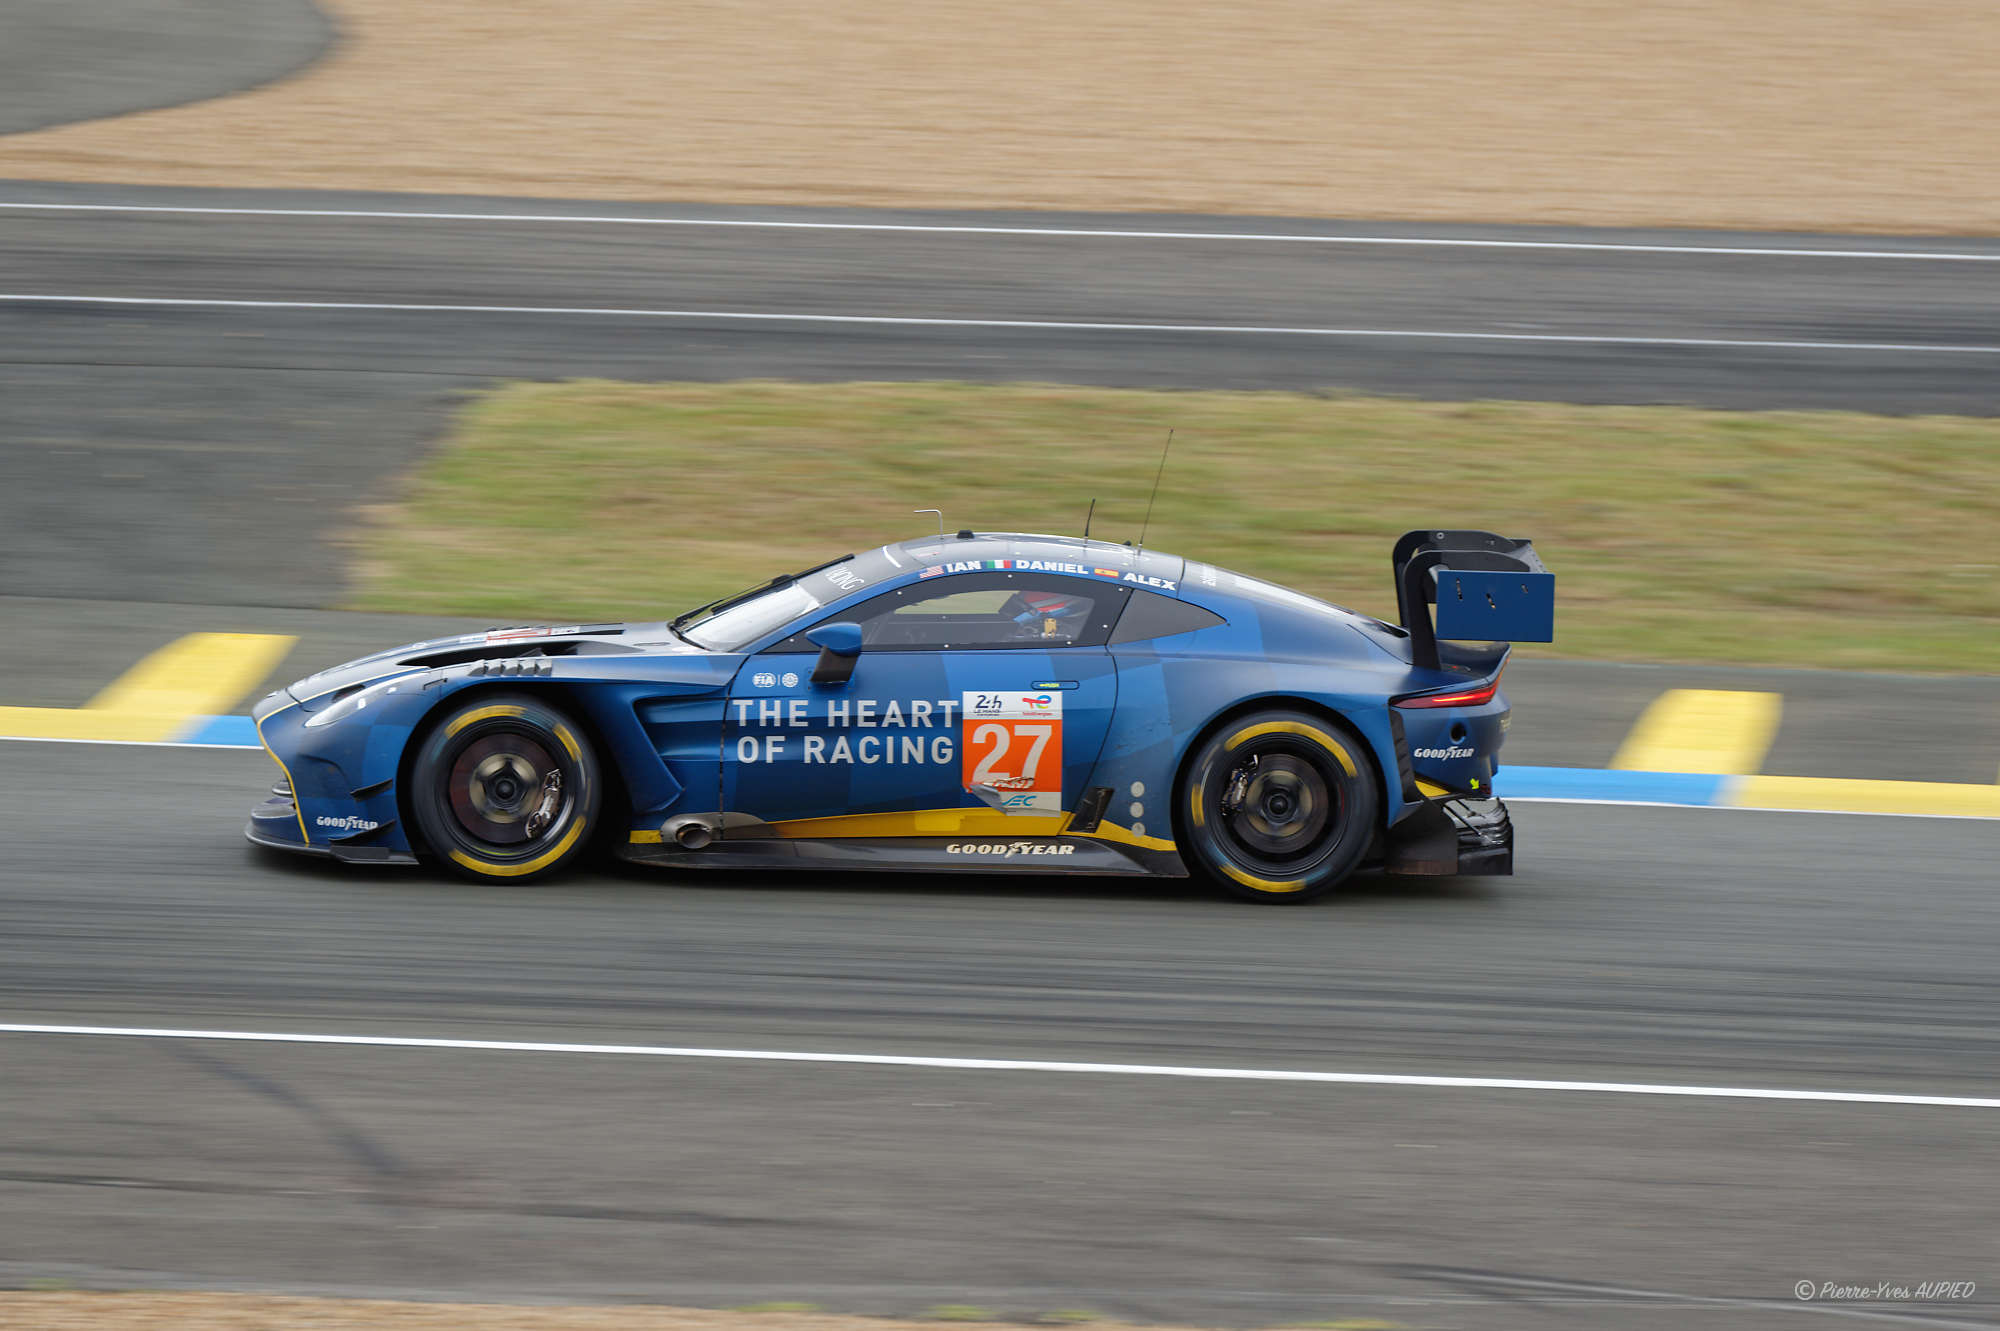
254,705,310,844
1083,820,1176,852
627,808,1177,851
766,809,1071,839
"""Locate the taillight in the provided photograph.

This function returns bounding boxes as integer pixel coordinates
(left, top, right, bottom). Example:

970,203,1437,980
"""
1394,668,1503,709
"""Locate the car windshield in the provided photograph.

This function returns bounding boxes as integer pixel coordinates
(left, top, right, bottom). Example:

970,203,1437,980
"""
682,581,824,652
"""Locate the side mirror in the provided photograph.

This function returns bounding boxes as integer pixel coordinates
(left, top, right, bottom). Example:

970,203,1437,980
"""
805,621,863,686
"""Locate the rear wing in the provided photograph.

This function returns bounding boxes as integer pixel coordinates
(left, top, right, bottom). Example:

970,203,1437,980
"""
1392,530,1554,672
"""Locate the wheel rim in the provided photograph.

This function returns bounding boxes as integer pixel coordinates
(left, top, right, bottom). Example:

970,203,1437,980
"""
443,729,570,852
1211,741,1345,877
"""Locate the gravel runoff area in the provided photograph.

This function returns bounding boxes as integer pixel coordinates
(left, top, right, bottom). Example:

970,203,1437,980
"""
1,0,1996,233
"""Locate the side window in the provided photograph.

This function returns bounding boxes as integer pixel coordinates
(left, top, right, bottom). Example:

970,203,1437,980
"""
768,573,1128,652
1109,589,1227,644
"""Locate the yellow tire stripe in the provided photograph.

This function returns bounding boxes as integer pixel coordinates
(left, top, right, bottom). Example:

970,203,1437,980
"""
1612,689,1780,776
1224,720,1358,776
444,703,528,738
450,817,587,878
1218,862,1307,893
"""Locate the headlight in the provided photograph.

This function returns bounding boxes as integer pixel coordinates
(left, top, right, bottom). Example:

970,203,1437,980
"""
302,675,413,728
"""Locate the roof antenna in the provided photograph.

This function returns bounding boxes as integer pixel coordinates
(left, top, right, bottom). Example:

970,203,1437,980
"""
1136,430,1173,551
1083,498,1096,542
913,508,944,540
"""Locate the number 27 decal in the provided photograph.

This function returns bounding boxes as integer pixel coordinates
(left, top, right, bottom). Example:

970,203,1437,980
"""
961,692,1064,812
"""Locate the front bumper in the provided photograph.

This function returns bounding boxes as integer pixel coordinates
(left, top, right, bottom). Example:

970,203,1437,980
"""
1380,795,1513,877
245,780,417,866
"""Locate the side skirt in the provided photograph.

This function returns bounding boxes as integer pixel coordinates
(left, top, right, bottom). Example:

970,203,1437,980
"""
621,835,1170,876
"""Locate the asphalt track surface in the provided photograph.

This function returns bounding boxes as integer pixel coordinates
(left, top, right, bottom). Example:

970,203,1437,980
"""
2,180,1998,606
6,738,2000,1327
0,1,332,137
6,175,2000,1325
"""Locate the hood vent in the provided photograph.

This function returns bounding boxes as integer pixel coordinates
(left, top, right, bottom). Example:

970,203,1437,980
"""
402,639,640,669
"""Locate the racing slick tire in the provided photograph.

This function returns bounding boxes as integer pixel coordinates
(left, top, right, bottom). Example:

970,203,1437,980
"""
409,693,601,883
1179,708,1380,904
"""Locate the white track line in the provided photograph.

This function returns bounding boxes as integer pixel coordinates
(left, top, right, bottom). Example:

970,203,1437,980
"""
3,200,1996,262
5,1023,1997,1108
3,293,1995,355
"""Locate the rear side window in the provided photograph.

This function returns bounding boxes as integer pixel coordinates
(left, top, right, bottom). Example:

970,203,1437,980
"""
1110,589,1226,644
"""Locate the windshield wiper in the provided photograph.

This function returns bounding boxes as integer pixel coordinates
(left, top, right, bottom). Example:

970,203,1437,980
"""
667,554,857,633
670,575,788,633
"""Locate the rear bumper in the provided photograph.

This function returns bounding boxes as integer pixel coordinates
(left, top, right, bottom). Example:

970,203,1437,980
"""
1380,796,1513,877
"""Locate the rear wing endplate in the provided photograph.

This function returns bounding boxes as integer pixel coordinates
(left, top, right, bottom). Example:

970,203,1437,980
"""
1392,530,1554,672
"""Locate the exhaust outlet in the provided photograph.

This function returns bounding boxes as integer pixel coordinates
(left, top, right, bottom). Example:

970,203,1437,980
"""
673,820,714,850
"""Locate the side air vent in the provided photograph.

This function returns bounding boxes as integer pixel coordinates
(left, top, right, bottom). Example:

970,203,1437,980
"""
1068,786,1114,833
468,658,554,677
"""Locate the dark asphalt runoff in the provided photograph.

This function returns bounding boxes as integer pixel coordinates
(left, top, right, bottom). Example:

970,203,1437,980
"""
2,180,1997,606
0,1,332,137
5,740,2000,1327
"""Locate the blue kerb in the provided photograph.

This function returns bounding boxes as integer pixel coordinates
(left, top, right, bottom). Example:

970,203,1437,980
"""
179,714,263,746
1498,765,1727,806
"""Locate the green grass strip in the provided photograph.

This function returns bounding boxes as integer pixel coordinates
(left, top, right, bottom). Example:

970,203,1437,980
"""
351,381,2000,673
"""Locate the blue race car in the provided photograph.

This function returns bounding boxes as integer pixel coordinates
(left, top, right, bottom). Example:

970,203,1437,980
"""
248,529,1552,903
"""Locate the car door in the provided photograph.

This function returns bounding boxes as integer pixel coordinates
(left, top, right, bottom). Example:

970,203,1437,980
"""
723,571,1127,834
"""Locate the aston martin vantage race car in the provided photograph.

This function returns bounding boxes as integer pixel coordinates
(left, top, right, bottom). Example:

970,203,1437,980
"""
247,528,1552,903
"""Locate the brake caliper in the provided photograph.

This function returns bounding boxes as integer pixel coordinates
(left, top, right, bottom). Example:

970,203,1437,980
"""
525,770,563,838
1221,759,1255,818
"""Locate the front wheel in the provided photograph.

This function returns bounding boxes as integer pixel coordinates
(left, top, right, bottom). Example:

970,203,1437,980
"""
1179,710,1380,904
409,694,601,882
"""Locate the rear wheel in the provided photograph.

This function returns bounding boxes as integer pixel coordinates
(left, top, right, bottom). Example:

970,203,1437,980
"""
1179,709,1379,904
410,694,600,882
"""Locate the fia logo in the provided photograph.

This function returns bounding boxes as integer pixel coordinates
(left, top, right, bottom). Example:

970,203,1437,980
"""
752,672,778,688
